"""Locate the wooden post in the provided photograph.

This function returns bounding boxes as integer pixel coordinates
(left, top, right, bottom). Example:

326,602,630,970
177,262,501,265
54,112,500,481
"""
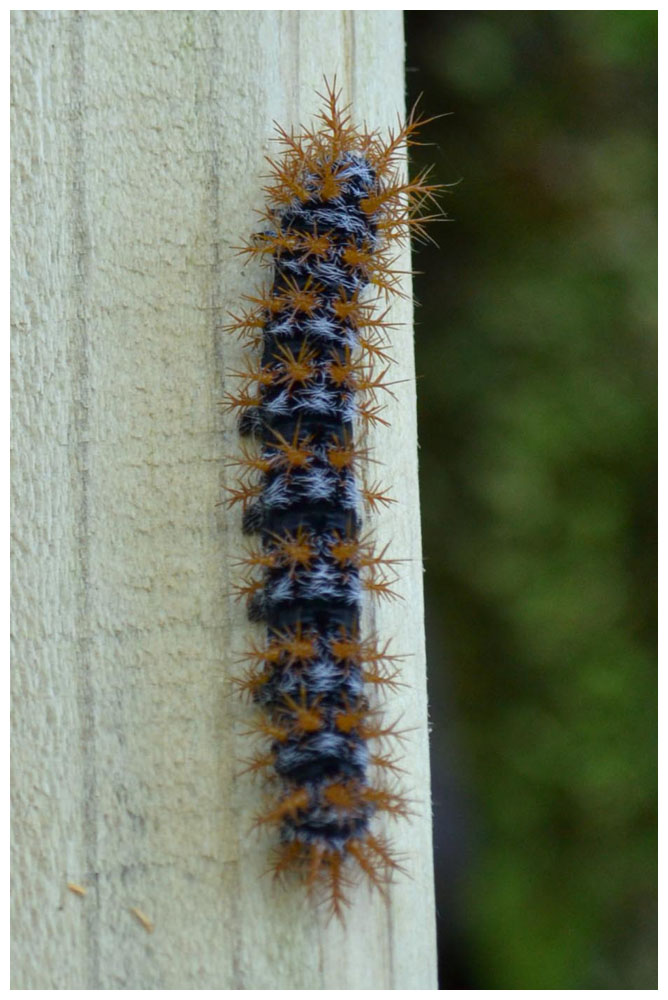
11,11,437,989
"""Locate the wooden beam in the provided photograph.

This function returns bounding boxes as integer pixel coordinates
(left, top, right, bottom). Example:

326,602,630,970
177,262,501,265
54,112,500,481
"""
11,11,437,988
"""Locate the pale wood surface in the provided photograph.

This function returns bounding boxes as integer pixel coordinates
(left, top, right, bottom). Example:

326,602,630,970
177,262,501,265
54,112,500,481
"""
11,11,437,989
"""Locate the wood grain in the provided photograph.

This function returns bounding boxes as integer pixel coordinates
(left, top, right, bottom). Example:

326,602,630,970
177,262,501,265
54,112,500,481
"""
11,11,437,988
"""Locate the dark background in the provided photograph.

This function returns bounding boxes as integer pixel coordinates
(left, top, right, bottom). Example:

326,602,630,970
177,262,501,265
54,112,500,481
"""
403,11,657,990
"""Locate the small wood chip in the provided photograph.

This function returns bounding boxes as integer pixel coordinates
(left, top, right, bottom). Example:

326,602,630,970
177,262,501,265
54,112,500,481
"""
130,906,154,933
67,882,87,897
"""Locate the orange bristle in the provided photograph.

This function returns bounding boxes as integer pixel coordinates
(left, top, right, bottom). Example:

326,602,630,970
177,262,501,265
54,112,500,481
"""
231,665,272,701
270,526,316,575
225,443,274,477
279,691,324,734
334,704,370,734
238,750,277,780
231,573,264,604
361,480,396,511
370,752,406,777
267,426,314,470
256,787,311,827
221,478,263,511
220,385,260,417
273,341,318,391
269,625,318,666
362,567,401,603
359,785,412,819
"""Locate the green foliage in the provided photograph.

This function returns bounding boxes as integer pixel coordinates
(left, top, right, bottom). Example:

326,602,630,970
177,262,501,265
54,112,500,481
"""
405,11,656,989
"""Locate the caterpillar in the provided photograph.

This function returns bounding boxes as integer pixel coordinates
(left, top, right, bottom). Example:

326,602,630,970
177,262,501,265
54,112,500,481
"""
225,81,440,917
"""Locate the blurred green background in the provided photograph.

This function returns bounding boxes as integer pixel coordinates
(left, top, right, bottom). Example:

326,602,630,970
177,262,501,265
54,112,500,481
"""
404,11,656,990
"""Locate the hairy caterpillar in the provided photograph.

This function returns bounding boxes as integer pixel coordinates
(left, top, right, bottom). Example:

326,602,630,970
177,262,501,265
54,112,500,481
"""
225,82,440,916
